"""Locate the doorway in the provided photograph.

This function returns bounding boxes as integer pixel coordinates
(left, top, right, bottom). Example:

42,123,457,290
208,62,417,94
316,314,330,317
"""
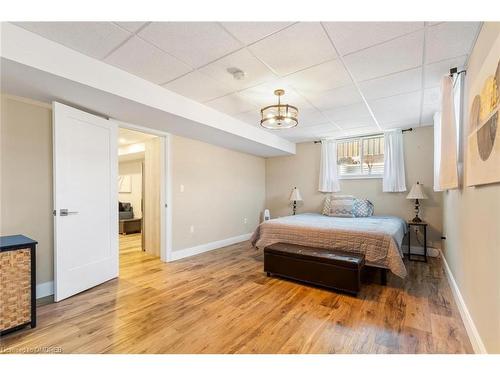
53,102,172,302
118,128,163,258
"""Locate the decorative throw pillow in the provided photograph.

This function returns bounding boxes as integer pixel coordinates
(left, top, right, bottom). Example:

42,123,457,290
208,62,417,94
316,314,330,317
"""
323,195,355,217
352,199,374,217
322,195,332,215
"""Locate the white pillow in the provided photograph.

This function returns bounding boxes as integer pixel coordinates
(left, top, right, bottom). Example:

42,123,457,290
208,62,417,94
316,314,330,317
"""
322,195,355,217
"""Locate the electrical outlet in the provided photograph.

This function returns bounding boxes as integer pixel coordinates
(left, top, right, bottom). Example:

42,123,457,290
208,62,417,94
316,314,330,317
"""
244,218,248,224
180,184,185,193
189,225,194,234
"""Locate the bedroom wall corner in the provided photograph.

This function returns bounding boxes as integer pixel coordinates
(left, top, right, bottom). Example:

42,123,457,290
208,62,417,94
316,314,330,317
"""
265,126,443,247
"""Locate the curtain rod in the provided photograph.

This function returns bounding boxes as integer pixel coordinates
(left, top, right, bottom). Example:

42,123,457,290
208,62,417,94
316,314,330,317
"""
313,127,413,144
449,67,466,77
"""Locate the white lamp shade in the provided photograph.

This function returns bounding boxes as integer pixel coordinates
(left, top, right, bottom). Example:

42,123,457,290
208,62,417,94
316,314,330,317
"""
406,182,428,200
289,187,303,201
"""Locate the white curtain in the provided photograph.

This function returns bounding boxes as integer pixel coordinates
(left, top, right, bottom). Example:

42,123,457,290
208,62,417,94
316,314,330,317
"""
318,139,340,193
433,112,442,191
435,76,459,190
382,129,407,192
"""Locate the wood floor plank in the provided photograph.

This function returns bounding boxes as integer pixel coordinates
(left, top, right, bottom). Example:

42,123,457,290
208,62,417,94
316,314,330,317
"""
0,234,473,354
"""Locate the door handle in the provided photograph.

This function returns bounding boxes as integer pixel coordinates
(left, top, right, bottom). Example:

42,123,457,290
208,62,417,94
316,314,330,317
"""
60,209,79,216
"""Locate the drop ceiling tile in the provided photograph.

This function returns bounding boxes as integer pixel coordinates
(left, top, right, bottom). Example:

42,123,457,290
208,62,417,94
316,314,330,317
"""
238,80,311,109
14,22,132,59
305,84,363,111
285,59,352,95
299,108,332,127
138,22,241,68
341,125,381,137
249,22,337,76
198,49,276,91
424,55,467,88
163,71,232,102
359,67,422,100
115,22,148,33
324,103,377,129
343,30,424,81
369,91,422,128
425,22,480,64
323,22,424,56
421,87,441,125
221,22,294,45
205,92,258,115
309,123,344,136
104,36,192,84
279,123,339,141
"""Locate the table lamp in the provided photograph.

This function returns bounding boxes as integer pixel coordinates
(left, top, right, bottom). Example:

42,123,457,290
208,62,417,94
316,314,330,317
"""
406,181,428,222
289,187,303,215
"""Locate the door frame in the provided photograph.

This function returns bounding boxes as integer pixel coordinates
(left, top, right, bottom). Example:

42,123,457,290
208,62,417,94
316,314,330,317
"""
114,120,172,262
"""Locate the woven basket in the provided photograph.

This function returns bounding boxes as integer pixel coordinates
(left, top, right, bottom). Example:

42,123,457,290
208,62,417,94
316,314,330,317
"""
0,249,32,331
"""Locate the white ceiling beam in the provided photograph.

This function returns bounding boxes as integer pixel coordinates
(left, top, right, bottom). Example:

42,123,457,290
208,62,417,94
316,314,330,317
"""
0,22,295,157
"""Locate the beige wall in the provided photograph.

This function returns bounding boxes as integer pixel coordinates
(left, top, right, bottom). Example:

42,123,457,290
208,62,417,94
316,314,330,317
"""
0,95,266,284
442,22,500,353
265,126,443,246
171,135,266,251
118,160,143,218
0,95,53,285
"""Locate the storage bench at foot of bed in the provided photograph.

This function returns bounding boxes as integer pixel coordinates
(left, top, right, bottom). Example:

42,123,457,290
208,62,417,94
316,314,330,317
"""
264,243,365,295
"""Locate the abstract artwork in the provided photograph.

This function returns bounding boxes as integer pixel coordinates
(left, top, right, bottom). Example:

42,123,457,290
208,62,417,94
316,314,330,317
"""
118,175,132,193
466,58,500,186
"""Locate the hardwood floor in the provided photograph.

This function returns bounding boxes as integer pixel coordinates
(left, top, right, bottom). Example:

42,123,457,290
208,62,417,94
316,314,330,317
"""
0,237,473,354
119,233,143,255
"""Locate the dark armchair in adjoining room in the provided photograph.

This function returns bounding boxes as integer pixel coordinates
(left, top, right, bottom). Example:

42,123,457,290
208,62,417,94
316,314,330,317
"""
119,202,141,234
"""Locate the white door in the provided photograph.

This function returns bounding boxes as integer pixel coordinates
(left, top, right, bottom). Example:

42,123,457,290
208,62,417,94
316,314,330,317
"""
53,102,118,302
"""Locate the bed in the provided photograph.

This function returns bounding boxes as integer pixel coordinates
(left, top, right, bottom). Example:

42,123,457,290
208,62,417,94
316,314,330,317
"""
251,213,408,278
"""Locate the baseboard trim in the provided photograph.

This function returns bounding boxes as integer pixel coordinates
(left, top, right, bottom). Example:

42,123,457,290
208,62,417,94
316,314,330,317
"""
169,233,253,262
36,281,54,299
402,246,439,257
440,250,487,354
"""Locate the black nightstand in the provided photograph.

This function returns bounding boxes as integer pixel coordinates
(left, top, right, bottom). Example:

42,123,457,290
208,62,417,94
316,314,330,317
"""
407,221,427,262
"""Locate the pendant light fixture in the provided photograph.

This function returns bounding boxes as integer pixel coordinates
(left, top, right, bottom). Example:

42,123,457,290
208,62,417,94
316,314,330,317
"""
260,89,299,130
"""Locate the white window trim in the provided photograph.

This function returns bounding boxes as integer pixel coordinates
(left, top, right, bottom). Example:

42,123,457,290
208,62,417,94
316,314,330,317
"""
336,133,384,179
339,174,383,180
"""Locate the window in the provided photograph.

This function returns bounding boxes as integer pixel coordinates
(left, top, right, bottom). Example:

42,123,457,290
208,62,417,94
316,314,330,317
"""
337,134,384,178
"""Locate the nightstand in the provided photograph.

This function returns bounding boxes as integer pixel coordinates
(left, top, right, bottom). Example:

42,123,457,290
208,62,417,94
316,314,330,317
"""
407,221,427,262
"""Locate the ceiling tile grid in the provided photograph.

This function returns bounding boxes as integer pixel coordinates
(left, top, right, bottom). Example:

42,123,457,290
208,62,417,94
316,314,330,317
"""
197,48,277,91
163,70,233,102
369,91,422,129
323,103,378,130
205,92,259,116
220,22,295,45
322,22,425,56
104,35,192,84
342,30,425,82
137,22,242,68
13,21,482,143
248,22,338,76
424,22,481,64
14,22,132,59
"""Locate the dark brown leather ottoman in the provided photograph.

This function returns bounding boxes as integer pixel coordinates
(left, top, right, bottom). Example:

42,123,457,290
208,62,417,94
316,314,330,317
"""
264,243,365,295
